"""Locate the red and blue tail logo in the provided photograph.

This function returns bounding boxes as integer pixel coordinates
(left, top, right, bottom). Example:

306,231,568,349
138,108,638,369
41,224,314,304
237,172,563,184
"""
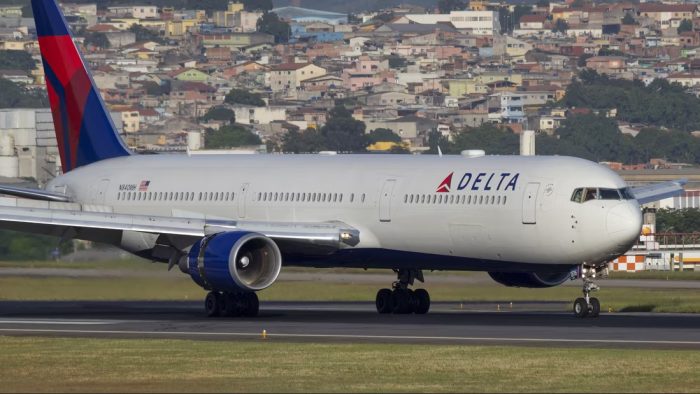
32,0,130,172
436,172,453,193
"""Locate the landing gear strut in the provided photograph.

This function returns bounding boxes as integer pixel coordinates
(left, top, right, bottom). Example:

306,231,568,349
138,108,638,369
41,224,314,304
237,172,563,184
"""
573,265,604,318
376,269,430,314
205,291,259,318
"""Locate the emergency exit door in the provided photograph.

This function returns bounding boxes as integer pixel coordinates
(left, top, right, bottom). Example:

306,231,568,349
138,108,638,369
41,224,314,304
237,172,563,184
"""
522,182,540,224
379,179,396,222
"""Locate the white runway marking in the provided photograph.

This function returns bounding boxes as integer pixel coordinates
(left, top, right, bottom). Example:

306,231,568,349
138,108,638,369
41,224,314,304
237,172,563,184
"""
1,327,699,346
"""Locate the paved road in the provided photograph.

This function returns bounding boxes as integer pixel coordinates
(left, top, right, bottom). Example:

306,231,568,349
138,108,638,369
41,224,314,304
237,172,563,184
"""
0,300,699,349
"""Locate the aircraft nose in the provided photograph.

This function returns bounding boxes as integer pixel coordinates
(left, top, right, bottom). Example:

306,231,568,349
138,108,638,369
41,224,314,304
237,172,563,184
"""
606,202,643,249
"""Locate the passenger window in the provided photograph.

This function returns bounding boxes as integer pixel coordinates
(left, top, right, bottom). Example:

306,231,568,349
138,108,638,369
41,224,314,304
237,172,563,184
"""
479,196,483,204
503,196,507,205
339,194,343,203
361,193,366,203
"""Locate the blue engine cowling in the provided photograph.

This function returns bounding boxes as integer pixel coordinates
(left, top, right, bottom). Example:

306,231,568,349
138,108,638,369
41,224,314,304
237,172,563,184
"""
488,270,574,288
187,231,282,292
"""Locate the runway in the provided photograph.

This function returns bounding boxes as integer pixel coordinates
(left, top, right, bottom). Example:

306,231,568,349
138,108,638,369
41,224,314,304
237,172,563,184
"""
1,301,699,349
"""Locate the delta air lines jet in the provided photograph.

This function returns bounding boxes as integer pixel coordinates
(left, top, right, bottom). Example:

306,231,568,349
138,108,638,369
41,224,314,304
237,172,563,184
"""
0,0,685,318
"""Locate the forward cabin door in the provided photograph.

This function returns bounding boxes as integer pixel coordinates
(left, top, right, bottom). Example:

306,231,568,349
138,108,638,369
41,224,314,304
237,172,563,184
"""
522,182,540,224
238,183,249,218
379,179,396,222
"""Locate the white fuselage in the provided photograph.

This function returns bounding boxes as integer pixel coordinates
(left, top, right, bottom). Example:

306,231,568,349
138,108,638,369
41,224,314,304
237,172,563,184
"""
47,154,642,271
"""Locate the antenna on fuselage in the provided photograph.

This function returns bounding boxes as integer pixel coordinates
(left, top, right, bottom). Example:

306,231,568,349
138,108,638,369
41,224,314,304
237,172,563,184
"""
437,145,443,157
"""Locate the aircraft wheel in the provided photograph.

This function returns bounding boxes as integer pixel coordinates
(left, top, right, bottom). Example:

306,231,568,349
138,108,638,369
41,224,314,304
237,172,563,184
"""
242,292,259,317
392,289,411,314
205,291,222,317
573,297,589,318
414,288,431,315
376,288,393,314
589,297,600,318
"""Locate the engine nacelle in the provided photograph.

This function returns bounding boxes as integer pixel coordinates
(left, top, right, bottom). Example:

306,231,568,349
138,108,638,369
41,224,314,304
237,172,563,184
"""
488,271,573,288
187,231,282,292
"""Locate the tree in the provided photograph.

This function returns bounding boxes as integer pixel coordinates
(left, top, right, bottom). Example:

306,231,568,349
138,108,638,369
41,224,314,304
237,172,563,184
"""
320,105,367,153
84,32,110,49
200,106,235,123
242,0,273,12
424,130,454,154
282,128,326,153
367,128,402,144
552,19,569,34
437,0,466,13
622,12,636,25
0,78,48,108
204,125,261,148
536,0,550,7
0,230,73,261
129,24,165,44
678,19,693,34
656,209,700,233
224,88,265,106
0,50,36,71
257,12,290,44
387,54,407,69
452,124,519,155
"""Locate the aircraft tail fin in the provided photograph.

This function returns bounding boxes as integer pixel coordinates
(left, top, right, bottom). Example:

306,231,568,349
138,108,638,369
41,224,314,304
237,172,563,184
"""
32,0,130,172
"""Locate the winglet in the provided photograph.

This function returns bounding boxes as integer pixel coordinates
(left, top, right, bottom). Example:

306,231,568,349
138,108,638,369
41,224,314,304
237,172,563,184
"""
32,0,130,173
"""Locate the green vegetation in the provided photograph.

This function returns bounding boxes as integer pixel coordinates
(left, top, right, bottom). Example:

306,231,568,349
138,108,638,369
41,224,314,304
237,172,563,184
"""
437,0,466,13
498,5,532,34
1,337,699,392
678,18,693,34
282,105,368,153
609,270,700,281
367,127,402,144
0,78,48,108
622,12,636,25
224,88,265,107
2,272,700,313
0,230,73,261
128,24,165,44
552,18,569,34
386,54,407,69
204,125,261,148
257,12,290,44
425,124,519,155
656,208,700,233
241,0,272,11
83,31,110,49
199,106,235,123
564,70,700,131
0,50,35,71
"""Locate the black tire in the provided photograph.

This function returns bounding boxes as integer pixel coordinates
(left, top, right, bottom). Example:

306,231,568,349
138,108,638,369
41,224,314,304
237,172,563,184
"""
222,292,242,317
375,288,393,314
414,288,430,314
205,291,221,318
242,292,259,317
589,297,600,318
392,289,410,314
573,297,588,318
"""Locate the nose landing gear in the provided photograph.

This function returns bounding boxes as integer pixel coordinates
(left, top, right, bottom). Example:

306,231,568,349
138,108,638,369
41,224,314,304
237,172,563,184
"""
573,265,605,318
375,269,430,314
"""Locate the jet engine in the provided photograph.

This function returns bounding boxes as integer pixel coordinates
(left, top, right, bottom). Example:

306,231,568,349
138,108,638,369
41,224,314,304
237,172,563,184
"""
488,271,573,288
186,231,282,292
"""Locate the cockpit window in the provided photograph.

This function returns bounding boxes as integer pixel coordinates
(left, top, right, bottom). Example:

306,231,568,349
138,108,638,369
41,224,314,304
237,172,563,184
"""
599,188,620,200
619,187,635,200
571,187,635,203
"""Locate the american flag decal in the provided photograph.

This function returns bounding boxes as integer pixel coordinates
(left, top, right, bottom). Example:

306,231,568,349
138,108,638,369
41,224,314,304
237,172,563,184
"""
139,180,150,191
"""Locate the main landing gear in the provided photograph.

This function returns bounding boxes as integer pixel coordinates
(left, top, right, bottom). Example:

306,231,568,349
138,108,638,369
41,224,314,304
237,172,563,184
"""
573,265,604,318
204,291,259,317
375,269,430,314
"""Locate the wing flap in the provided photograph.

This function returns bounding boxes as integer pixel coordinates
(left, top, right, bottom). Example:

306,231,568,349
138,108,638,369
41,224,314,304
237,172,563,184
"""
0,185,71,202
630,179,687,205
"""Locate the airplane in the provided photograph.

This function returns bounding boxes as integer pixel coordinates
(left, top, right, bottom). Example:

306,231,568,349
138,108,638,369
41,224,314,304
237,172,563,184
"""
0,0,685,319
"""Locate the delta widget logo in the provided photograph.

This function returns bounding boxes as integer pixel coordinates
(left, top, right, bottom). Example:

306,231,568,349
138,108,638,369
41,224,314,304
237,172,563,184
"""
435,171,521,193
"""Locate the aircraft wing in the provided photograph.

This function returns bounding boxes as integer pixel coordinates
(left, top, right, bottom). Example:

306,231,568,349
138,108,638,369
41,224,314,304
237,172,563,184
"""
630,179,687,205
0,198,360,256
0,184,71,202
